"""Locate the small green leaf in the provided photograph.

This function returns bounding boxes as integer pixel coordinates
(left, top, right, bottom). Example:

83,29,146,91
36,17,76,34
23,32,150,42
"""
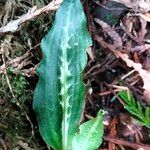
119,90,150,128
72,110,104,150
137,101,143,116
131,96,136,107
145,107,150,121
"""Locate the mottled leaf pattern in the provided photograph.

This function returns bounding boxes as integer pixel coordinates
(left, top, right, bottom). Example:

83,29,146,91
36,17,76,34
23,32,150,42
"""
72,110,104,150
33,0,92,149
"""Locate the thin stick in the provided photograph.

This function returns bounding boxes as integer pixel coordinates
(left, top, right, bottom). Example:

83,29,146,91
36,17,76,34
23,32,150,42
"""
99,89,121,96
104,136,150,150
1,44,35,136
1,45,20,106
0,138,7,150
121,69,136,80
0,0,63,34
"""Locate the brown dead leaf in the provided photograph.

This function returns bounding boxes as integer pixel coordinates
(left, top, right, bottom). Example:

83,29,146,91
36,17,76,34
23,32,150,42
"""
138,17,147,43
131,44,150,53
95,33,150,104
116,52,150,104
94,18,123,47
122,14,134,33
139,12,150,22
144,51,150,70
0,0,63,33
143,90,150,105
119,113,142,137
111,0,150,13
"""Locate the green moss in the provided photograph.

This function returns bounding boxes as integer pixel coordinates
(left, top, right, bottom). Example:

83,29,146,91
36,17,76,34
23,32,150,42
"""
0,73,33,148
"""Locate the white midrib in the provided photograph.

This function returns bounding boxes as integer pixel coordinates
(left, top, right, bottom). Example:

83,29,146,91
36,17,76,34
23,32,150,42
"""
60,5,72,150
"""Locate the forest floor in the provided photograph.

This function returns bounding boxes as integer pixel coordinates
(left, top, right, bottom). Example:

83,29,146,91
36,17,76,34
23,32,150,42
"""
0,0,150,150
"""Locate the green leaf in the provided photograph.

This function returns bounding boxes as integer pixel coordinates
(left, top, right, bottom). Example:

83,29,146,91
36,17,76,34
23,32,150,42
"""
72,110,104,150
145,107,150,121
33,0,92,150
119,90,150,128
137,101,143,115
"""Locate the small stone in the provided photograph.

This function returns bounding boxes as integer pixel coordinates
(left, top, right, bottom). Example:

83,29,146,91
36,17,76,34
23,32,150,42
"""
94,1,127,26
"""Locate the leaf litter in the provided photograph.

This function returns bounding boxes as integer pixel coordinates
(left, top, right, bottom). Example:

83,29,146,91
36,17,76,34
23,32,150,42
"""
0,0,150,149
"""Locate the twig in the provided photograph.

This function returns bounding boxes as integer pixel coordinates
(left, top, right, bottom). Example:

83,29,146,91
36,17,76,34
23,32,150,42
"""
0,52,30,73
98,89,121,96
1,43,20,106
18,140,34,150
0,138,7,150
95,34,150,91
0,43,40,76
121,69,136,80
120,22,140,44
103,136,150,150
84,53,117,78
0,0,63,34
1,43,35,137
21,64,38,77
